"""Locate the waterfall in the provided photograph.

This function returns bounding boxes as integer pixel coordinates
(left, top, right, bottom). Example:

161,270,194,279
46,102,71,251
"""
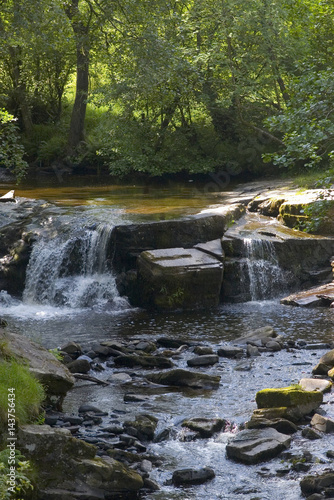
242,238,288,301
22,221,127,311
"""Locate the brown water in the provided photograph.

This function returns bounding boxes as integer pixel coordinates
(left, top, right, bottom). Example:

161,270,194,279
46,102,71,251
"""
0,176,227,220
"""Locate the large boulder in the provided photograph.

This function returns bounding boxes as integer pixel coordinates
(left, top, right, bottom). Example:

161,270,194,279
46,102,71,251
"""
226,427,291,464
255,385,323,421
312,349,334,375
110,205,245,272
137,247,224,310
0,329,74,397
17,425,143,499
146,368,220,390
300,472,334,498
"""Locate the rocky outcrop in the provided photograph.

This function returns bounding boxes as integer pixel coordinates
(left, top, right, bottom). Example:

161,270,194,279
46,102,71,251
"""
221,213,334,302
17,424,144,500
137,247,224,310
110,205,245,272
0,329,74,397
226,427,291,464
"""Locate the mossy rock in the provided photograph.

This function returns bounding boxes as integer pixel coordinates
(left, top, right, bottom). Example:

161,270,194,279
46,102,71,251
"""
255,385,323,421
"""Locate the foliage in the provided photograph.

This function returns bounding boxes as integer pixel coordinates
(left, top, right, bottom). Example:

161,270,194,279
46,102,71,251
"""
263,69,334,171
0,361,45,432
0,449,34,500
0,109,28,181
1,0,334,177
48,348,63,362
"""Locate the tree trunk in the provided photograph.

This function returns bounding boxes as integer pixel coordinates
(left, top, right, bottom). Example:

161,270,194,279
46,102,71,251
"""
67,43,89,154
65,0,90,155
8,47,33,136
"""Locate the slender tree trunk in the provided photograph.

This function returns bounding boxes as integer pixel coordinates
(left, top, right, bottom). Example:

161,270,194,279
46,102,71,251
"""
67,42,89,153
8,47,33,135
65,0,91,155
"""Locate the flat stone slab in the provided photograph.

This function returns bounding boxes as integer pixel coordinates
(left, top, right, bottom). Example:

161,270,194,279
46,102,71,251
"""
137,247,223,310
194,239,225,262
299,378,332,393
256,386,323,413
281,283,334,307
226,427,291,464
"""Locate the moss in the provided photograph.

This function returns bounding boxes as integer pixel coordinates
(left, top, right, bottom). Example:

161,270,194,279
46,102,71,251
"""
256,385,323,409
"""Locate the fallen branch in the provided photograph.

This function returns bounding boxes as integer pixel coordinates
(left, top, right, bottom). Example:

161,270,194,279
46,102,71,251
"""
73,373,109,386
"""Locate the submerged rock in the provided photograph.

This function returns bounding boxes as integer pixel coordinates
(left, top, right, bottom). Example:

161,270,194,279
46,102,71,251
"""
226,427,291,464
146,368,220,390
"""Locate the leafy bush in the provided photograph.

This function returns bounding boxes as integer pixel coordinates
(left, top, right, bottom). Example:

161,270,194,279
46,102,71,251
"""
263,68,334,171
0,109,28,182
0,449,34,500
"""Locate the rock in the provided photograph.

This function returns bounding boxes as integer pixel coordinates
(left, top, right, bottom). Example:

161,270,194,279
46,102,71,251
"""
265,340,282,352
246,417,298,434
238,325,276,344
17,424,143,498
91,344,111,357
311,413,334,433
194,239,225,262
317,349,334,369
172,466,215,485
146,369,220,390
300,472,334,497
256,385,323,420
217,345,244,358
60,341,82,358
0,329,74,397
66,358,91,374
78,404,107,415
114,354,173,369
329,367,334,378
124,393,150,403
313,362,332,375
193,346,214,355
299,378,332,393
187,355,219,367
140,459,153,473
302,427,322,440
234,360,253,371
181,417,227,438
124,415,158,441
281,283,334,308
143,477,160,491
137,247,224,311
247,345,261,357
111,207,245,271
226,427,291,464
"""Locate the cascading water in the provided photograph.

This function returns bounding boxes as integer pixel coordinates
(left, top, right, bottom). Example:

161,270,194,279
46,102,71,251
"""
242,237,288,301
21,213,128,312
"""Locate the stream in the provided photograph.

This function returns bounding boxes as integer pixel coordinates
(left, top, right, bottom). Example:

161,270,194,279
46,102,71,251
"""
1,177,334,499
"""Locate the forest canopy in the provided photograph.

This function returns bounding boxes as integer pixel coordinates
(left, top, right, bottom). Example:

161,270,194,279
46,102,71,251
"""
1,0,334,180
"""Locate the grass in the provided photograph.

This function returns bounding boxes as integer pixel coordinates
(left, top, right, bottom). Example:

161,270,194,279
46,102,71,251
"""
0,361,45,433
